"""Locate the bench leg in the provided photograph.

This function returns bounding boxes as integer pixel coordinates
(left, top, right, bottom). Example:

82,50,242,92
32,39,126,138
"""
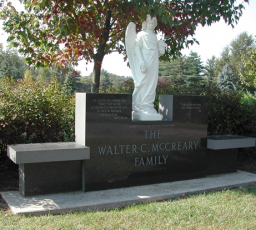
206,149,238,175
18,161,82,196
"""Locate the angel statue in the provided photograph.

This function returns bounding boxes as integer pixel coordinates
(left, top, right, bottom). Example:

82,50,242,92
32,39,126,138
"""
125,14,166,121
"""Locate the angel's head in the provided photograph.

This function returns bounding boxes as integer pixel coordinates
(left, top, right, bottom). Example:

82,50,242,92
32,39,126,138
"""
142,14,157,31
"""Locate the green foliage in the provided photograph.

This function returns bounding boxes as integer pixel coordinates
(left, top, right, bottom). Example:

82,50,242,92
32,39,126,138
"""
154,77,207,110
159,51,203,77
184,76,207,89
207,86,256,135
157,76,207,95
0,77,75,159
0,46,82,88
102,77,134,94
230,32,255,76
75,69,131,93
239,91,256,134
100,69,128,92
62,69,76,96
0,47,28,79
75,76,92,92
159,57,185,77
215,32,255,82
37,67,52,82
203,55,217,84
183,51,203,76
116,77,134,94
239,48,256,88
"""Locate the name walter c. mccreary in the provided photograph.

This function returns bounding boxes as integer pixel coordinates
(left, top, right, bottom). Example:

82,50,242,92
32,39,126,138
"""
98,140,199,155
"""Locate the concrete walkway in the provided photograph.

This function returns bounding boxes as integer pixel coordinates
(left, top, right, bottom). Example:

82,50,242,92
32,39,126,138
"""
2,170,256,216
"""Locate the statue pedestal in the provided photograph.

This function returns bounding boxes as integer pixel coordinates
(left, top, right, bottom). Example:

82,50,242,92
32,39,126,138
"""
132,111,162,121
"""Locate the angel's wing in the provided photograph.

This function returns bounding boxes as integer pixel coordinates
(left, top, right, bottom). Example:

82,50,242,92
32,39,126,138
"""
125,22,139,85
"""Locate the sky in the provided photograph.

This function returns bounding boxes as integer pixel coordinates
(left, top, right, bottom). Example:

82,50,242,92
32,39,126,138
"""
1,0,256,77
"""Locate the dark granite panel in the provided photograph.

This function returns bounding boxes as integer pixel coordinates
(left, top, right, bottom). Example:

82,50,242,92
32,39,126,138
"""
160,95,209,124
20,161,82,196
83,94,208,191
206,149,238,175
86,93,132,122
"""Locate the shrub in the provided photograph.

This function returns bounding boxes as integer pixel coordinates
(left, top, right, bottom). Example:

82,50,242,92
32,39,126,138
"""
207,86,256,136
0,77,75,160
239,91,256,135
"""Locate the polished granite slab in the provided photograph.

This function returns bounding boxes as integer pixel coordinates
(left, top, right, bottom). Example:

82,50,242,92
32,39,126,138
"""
76,94,209,191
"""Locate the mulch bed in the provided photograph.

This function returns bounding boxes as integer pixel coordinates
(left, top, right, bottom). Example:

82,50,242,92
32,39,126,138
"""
0,148,256,213
0,159,19,212
237,148,256,174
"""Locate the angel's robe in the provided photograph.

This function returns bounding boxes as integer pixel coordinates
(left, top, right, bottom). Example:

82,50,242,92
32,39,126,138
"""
132,29,159,113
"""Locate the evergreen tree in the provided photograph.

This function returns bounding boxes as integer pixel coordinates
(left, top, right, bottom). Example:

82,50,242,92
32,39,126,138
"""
159,57,184,77
204,56,217,84
62,69,76,96
183,51,203,76
217,64,238,91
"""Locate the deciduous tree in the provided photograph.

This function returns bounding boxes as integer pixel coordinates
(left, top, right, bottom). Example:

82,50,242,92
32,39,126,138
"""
215,32,254,80
0,45,28,79
0,0,248,92
239,48,256,88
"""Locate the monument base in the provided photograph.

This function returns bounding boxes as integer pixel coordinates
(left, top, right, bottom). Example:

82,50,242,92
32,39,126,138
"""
132,111,162,121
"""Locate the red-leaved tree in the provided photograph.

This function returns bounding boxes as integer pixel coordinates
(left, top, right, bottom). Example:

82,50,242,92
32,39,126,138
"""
0,0,248,92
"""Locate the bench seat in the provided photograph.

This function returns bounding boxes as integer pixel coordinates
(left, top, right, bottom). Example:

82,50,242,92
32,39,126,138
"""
8,142,90,164
7,142,90,197
207,135,255,150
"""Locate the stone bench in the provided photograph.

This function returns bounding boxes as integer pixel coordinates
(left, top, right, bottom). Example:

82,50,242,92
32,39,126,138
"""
8,142,90,196
205,135,255,175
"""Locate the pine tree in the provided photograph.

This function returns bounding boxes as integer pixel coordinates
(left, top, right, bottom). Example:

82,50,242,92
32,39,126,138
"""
62,69,75,96
204,56,217,84
217,64,238,91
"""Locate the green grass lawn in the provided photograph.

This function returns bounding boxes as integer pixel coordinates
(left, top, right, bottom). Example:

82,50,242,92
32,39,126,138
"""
1,185,256,229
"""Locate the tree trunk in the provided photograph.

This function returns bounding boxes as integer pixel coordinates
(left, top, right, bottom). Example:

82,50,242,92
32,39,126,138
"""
92,59,102,93
91,10,112,93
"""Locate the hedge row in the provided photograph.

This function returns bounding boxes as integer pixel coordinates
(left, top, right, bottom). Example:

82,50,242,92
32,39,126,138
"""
0,78,75,160
207,87,256,135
